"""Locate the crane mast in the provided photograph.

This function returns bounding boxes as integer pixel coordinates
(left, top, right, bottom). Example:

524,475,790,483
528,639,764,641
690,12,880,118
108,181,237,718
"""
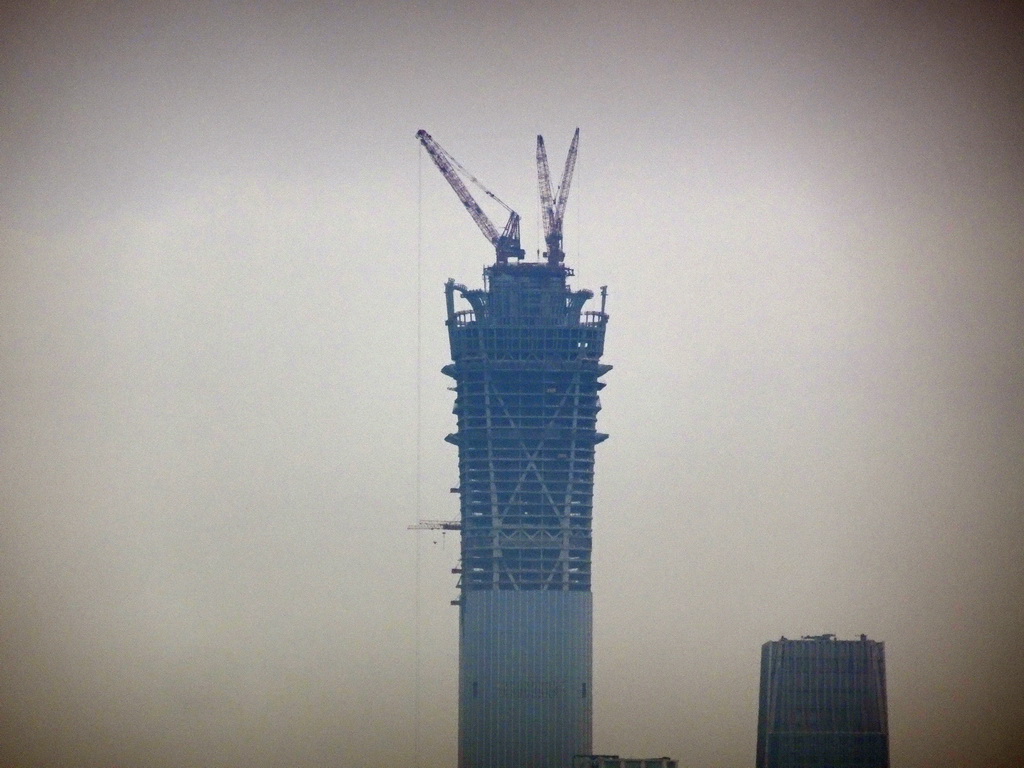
416,129,525,263
536,128,580,265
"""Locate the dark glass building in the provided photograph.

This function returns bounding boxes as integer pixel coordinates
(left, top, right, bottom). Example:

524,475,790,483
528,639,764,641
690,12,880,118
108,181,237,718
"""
756,634,889,768
443,259,610,768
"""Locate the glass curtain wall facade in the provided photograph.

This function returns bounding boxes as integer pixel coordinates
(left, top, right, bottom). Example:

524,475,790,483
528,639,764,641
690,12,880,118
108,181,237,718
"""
757,635,889,768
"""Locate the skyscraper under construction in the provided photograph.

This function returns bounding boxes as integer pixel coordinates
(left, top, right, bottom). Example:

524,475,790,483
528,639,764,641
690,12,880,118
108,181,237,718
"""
418,129,609,768
757,634,890,768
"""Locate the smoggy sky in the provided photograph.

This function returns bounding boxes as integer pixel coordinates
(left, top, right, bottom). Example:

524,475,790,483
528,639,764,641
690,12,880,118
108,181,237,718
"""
1,2,1022,767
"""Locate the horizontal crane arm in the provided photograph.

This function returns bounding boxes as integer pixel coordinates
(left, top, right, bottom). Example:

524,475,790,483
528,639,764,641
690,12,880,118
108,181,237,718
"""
408,519,462,531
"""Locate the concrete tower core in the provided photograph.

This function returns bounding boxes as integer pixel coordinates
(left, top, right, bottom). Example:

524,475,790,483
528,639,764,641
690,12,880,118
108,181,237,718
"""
443,259,610,768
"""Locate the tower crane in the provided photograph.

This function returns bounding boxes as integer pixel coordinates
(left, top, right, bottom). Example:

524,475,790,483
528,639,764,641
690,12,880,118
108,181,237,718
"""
407,519,461,531
536,128,580,265
416,129,525,263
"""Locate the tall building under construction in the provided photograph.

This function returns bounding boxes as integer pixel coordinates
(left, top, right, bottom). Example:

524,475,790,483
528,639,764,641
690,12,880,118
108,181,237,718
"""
418,129,609,768
757,635,890,768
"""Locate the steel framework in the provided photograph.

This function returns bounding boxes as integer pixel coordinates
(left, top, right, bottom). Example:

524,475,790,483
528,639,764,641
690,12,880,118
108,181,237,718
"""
444,259,610,768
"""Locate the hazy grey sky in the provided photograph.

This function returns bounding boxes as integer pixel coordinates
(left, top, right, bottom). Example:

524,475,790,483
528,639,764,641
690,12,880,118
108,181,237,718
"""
2,2,1022,767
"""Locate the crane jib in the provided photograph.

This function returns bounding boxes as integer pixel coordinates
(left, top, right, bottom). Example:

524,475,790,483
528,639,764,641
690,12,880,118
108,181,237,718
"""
416,129,524,263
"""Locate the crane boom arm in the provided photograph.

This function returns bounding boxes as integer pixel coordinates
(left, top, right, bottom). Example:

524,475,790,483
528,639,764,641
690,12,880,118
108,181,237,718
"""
417,129,500,244
408,519,461,531
536,128,580,264
536,135,555,243
417,129,524,262
553,127,580,226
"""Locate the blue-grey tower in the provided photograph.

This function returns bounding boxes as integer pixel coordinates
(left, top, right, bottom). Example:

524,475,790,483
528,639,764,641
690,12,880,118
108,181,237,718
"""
444,260,609,768
419,128,609,768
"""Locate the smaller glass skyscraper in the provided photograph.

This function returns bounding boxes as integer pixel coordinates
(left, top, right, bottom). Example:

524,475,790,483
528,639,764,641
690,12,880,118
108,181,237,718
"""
757,635,889,768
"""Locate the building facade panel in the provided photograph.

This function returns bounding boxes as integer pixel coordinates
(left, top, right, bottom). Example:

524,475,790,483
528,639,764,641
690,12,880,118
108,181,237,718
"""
461,591,592,768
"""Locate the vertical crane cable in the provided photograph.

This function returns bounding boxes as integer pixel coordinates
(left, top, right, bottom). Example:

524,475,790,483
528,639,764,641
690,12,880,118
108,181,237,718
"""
414,142,423,768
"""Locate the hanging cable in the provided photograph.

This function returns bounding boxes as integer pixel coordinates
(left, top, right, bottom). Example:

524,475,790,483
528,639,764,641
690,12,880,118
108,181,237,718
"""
414,140,423,768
